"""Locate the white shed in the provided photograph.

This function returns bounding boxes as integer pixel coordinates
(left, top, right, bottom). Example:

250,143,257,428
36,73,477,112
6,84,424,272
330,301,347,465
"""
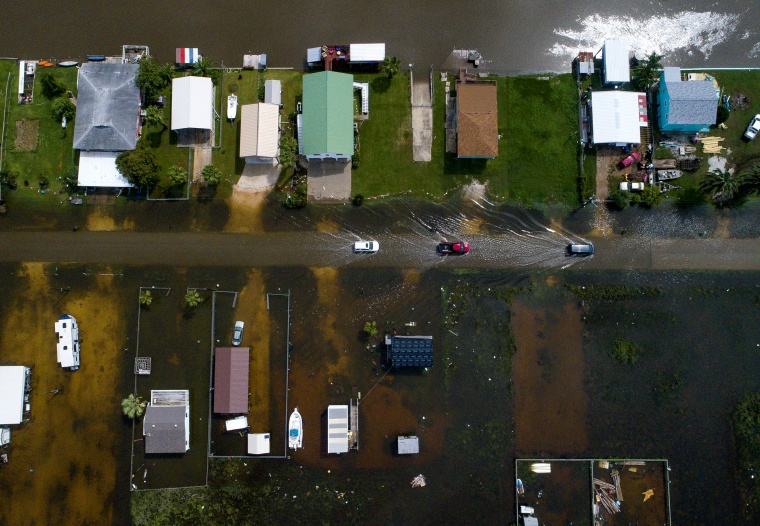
264,80,282,107
247,433,271,455
171,76,214,131
0,366,27,426
349,43,386,63
307,47,322,65
602,40,630,85
327,404,349,454
398,436,419,455
591,91,647,145
78,151,133,188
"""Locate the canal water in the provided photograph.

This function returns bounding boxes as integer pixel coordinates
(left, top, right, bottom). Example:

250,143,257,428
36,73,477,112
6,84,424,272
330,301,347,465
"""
1,1,758,71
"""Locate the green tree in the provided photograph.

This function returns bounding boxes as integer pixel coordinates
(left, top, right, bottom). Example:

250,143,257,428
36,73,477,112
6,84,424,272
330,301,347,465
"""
633,52,663,91
137,57,172,105
201,164,222,186
700,168,739,205
640,185,663,207
60,167,79,193
278,136,298,170
168,165,188,186
52,97,75,122
608,190,629,210
115,141,160,188
121,394,147,419
382,56,401,79
145,106,166,131
191,56,214,77
364,321,378,337
139,290,152,307
185,290,202,308
40,73,67,98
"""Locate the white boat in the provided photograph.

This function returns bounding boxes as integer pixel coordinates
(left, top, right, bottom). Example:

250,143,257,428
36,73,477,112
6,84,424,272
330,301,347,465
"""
55,314,80,371
288,408,303,450
657,169,683,181
227,94,238,120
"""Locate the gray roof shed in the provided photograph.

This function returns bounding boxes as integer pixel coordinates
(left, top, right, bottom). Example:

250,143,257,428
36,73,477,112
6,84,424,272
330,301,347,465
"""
143,405,187,454
73,63,140,151
397,436,419,455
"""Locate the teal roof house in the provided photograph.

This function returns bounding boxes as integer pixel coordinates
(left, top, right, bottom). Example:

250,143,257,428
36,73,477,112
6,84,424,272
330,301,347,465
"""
301,71,354,161
657,67,718,133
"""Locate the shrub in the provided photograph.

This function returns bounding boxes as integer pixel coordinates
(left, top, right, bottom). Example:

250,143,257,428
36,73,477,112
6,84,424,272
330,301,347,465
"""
52,97,75,122
283,176,307,209
278,136,298,170
61,167,79,193
609,190,629,210
716,105,729,125
116,141,159,188
40,73,67,98
609,338,643,364
353,194,364,206
640,185,663,207
202,165,222,186
167,165,188,186
364,321,378,337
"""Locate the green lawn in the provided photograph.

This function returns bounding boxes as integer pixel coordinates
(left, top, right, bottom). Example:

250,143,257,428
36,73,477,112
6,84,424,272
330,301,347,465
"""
351,72,581,206
1,60,78,196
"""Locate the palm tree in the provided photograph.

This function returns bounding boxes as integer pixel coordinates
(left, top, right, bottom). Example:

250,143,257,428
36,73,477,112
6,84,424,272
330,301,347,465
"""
121,394,147,419
145,106,166,131
160,63,175,86
167,165,189,186
139,289,152,307
633,52,663,90
739,164,760,196
191,56,214,77
201,164,222,186
700,168,739,205
185,290,202,308
382,56,401,79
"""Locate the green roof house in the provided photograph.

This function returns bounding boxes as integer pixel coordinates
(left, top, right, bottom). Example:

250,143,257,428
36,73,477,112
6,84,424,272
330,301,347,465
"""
301,71,354,161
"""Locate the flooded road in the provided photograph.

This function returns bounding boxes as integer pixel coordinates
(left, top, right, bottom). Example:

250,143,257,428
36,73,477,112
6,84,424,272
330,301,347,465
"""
1,1,758,72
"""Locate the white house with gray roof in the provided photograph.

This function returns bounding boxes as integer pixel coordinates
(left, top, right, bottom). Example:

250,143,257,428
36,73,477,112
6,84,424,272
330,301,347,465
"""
73,63,140,187
657,67,718,133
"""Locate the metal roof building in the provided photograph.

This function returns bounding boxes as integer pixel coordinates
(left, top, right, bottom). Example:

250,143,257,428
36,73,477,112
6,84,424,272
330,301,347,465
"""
387,335,433,368
349,43,386,62
143,390,190,454
602,40,630,85
73,63,140,151
213,347,250,414
302,71,354,160
590,91,647,145
456,81,498,158
239,104,280,163
264,79,282,107
171,76,214,131
398,435,419,455
327,404,349,454
0,366,27,426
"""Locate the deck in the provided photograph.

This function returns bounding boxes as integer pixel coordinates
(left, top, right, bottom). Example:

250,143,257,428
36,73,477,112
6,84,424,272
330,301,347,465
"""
151,389,189,406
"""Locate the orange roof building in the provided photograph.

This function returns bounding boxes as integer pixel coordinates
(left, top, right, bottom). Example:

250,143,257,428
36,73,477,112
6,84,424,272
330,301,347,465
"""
456,82,498,159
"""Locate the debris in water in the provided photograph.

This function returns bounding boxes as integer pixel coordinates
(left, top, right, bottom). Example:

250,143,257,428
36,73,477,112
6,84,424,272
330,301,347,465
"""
411,474,426,488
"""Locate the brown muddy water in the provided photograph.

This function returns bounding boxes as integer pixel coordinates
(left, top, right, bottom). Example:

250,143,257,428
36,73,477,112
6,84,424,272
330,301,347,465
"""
1,1,759,72
2,262,760,524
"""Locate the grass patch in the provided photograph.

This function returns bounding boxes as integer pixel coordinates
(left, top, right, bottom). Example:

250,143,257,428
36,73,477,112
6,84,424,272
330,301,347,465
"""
609,338,644,364
732,392,760,522
566,284,662,301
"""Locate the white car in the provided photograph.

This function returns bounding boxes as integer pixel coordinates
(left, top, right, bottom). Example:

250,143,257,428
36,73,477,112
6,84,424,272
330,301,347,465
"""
232,321,244,346
619,181,645,192
353,241,379,253
744,114,760,140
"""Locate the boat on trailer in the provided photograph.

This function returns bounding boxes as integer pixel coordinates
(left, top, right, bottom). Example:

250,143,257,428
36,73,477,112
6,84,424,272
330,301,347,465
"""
288,408,303,450
657,169,683,181
227,94,238,120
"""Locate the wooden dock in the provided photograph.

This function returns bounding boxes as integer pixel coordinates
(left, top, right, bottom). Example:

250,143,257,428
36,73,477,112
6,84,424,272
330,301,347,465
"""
349,396,359,450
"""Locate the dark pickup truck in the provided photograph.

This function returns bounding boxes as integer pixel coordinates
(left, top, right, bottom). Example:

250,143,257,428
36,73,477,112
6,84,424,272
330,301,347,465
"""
437,241,470,255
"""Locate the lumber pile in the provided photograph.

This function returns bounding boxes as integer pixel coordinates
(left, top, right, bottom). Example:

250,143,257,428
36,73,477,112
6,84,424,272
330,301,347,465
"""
698,136,725,154
593,478,622,515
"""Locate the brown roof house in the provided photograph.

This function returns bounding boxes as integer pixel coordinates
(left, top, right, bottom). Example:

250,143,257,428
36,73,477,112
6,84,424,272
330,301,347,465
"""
456,81,498,159
214,347,250,414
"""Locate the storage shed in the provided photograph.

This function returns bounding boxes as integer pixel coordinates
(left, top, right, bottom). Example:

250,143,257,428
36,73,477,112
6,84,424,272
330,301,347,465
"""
0,366,27,426
213,347,250,414
602,40,630,85
176,47,200,66
171,76,214,131
349,43,386,63
247,433,271,455
264,79,282,107
327,404,349,454
398,435,419,455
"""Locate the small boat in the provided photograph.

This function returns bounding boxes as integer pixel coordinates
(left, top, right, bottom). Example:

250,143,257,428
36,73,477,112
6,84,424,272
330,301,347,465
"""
657,169,683,181
517,478,525,495
227,94,238,120
86,55,106,62
58,61,79,67
288,407,303,450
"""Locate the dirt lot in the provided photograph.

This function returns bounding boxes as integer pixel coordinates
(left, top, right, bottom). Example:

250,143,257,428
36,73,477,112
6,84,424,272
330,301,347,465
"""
14,119,39,151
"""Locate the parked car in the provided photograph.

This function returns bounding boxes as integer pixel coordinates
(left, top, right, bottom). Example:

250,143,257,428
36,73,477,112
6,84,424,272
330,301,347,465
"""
619,181,645,192
566,243,595,256
744,114,760,140
619,151,640,168
437,241,470,255
232,320,244,346
353,241,379,253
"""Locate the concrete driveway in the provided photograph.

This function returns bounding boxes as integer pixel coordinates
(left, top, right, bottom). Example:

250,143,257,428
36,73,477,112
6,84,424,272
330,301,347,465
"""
305,158,352,201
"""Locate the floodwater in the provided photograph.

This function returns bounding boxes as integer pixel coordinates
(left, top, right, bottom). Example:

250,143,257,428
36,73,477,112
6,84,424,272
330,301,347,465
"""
1,1,759,72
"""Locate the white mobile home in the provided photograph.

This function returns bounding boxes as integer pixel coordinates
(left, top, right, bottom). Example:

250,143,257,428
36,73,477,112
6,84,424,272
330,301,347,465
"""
55,314,80,370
